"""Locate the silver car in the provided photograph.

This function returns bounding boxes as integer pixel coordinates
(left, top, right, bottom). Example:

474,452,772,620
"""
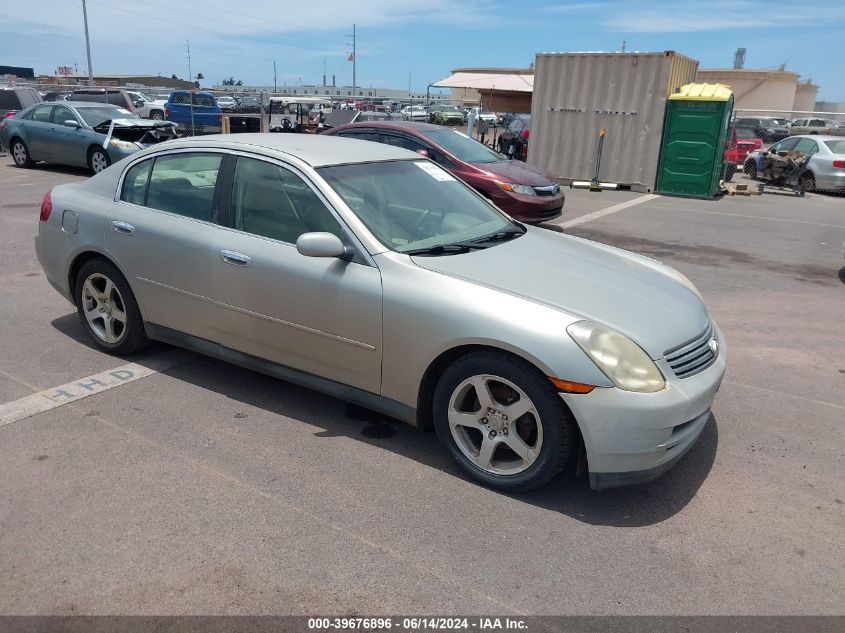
35,134,726,491
744,135,845,192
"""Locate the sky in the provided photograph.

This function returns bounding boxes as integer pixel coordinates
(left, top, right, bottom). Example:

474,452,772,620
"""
1,0,843,101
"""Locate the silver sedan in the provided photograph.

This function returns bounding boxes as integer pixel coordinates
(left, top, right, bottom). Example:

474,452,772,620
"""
35,134,726,491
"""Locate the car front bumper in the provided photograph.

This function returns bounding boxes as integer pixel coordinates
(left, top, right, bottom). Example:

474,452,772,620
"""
491,188,565,223
561,324,727,490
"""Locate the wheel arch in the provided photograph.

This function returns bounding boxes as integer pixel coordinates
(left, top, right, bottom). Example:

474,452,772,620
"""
415,343,578,434
67,249,141,315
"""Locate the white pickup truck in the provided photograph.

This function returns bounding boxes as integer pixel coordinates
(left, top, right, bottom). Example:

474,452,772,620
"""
127,91,166,120
789,117,845,136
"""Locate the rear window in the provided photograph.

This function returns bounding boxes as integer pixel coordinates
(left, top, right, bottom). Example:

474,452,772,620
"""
824,140,845,153
170,93,191,105
193,94,215,107
0,90,22,112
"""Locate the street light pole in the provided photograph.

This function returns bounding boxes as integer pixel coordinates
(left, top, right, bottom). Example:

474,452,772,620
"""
81,0,94,85
352,24,356,98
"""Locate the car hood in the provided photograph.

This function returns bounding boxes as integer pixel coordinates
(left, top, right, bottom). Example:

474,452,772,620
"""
472,159,555,186
411,227,710,358
94,119,177,145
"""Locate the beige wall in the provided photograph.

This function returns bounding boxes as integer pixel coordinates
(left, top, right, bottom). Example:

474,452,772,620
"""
696,68,799,112
793,82,819,112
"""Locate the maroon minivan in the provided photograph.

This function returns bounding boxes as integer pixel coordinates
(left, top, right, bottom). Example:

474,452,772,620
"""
322,121,564,223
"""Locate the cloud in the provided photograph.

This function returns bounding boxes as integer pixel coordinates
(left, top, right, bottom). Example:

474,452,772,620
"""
601,0,845,32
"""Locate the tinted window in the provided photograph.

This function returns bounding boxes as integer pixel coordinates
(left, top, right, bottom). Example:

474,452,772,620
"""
338,130,377,141
170,93,191,105
381,134,426,152
772,137,800,152
792,138,819,155
31,105,53,122
231,157,344,244
121,159,153,206
193,94,215,107
147,153,222,221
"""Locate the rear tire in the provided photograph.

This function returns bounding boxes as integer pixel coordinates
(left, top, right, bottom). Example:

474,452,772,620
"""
801,172,816,193
88,147,111,174
150,111,164,120
433,351,576,491
75,258,149,355
11,139,34,168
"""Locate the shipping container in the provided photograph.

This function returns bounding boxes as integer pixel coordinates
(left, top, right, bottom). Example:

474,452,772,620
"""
528,51,699,191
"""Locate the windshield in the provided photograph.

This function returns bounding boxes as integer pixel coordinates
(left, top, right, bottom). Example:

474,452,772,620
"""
319,160,515,253
77,106,135,127
421,128,505,164
824,139,845,153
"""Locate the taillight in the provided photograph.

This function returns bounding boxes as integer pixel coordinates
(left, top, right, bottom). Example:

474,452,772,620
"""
522,129,530,139
833,160,845,168
164,107,170,119
218,113,223,124
40,190,53,222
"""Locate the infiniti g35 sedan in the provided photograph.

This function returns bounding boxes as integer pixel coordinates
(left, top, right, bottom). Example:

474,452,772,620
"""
35,134,726,491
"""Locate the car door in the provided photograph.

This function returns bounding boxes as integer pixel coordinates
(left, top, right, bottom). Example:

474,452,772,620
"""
49,104,87,167
210,154,383,394
106,151,227,343
24,104,55,160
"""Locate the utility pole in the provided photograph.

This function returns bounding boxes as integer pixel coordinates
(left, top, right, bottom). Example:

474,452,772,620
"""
346,24,357,98
186,40,192,85
621,40,627,52
273,60,277,93
408,70,411,94
81,0,94,85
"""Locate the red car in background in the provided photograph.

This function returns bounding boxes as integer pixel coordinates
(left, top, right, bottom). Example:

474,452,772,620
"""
724,125,763,180
322,121,564,223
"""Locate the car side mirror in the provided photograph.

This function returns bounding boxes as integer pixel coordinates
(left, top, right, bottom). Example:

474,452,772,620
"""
296,232,353,260
63,120,80,128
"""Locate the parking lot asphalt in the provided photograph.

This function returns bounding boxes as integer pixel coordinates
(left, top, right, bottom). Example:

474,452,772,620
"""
0,157,843,615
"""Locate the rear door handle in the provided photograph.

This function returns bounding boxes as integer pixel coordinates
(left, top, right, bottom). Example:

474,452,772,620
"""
112,221,135,235
220,250,251,267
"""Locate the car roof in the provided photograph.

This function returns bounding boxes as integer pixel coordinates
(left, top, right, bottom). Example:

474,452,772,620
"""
332,120,442,133
786,134,842,141
62,101,124,109
156,133,418,167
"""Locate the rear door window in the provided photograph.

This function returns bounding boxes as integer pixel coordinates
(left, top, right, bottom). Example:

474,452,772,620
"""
146,153,223,221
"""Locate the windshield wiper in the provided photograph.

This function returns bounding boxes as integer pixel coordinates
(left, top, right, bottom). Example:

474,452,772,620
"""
463,226,527,245
404,242,488,256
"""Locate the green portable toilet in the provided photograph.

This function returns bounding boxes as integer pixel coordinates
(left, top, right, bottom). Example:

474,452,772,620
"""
656,83,734,198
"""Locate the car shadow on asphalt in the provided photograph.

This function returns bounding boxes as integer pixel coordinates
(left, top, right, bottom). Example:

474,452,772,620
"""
51,312,718,528
3,162,91,178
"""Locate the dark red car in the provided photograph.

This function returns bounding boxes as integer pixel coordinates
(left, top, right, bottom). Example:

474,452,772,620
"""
723,125,764,180
322,121,564,223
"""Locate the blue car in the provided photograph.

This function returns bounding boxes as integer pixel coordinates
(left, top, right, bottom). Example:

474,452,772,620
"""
164,90,222,135
1,101,177,174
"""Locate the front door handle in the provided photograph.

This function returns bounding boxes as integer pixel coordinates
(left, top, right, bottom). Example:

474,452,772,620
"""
112,221,135,235
220,250,251,267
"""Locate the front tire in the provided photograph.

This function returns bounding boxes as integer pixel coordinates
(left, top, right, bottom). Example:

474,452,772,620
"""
433,351,576,491
88,147,111,174
75,258,149,355
11,139,34,168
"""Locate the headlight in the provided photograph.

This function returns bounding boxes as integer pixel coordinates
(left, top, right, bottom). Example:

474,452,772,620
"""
495,182,536,196
567,321,665,393
109,138,139,150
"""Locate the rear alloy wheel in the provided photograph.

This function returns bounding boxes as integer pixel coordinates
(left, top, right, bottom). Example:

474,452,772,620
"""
744,160,757,180
11,140,34,168
433,351,576,491
88,147,111,174
75,259,149,355
150,111,164,120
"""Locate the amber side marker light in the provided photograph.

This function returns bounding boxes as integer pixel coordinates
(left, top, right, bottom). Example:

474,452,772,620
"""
548,377,596,394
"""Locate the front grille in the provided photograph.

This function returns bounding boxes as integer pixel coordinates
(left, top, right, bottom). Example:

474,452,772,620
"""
533,184,561,196
664,322,718,379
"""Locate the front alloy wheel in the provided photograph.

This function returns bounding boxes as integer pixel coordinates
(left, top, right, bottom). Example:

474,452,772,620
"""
448,375,543,475
433,351,576,491
88,148,110,174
